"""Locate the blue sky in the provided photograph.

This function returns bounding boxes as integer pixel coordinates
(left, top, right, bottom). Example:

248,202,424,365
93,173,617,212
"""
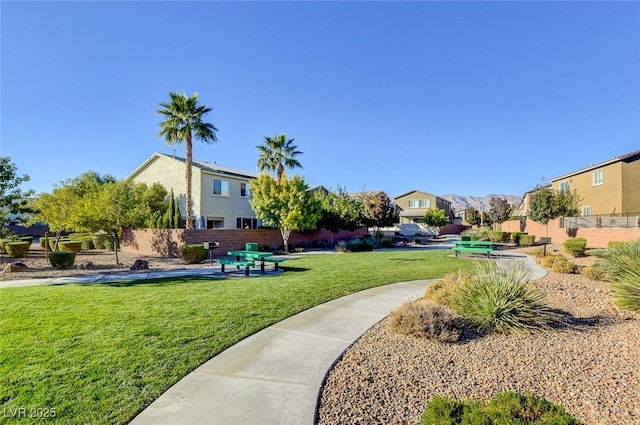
2,1,639,199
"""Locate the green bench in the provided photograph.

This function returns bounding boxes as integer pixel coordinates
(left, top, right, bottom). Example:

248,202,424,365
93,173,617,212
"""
263,257,285,270
245,253,286,271
451,240,494,257
218,258,255,276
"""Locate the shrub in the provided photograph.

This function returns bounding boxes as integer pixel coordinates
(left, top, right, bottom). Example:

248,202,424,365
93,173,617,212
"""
181,244,208,264
378,236,394,248
48,237,71,251
564,238,587,257
19,236,34,244
462,228,489,241
582,264,606,281
539,254,576,274
4,241,31,258
59,240,82,253
80,237,95,250
49,251,76,269
519,234,535,247
93,233,115,250
511,232,527,245
595,239,640,311
551,257,577,274
424,270,472,308
422,391,579,425
451,261,557,334
487,230,509,243
388,300,464,343
39,238,48,249
336,237,375,252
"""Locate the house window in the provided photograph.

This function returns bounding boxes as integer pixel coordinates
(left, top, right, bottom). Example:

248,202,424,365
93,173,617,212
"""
240,182,251,198
236,217,259,229
408,199,431,208
581,206,592,217
207,218,224,228
213,179,229,196
592,169,603,186
558,180,570,192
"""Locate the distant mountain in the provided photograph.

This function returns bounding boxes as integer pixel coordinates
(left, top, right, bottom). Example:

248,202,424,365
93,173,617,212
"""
440,194,522,213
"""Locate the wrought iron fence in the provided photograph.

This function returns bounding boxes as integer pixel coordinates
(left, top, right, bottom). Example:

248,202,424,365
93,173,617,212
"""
561,213,640,229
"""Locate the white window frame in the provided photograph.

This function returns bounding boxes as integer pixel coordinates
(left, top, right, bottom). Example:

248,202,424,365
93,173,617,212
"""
240,182,251,198
236,217,260,229
419,199,431,208
213,178,229,197
592,169,603,186
558,180,570,192
207,217,225,229
408,200,419,208
581,206,592,217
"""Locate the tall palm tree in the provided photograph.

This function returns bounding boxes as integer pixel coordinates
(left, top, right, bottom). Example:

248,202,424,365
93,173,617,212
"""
256,134,302,182
157,92,217,229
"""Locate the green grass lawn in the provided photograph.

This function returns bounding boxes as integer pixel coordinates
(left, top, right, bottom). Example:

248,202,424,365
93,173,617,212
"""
0,250,474,424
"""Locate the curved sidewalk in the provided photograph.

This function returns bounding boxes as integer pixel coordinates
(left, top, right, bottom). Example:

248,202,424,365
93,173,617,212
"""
130,279,433,425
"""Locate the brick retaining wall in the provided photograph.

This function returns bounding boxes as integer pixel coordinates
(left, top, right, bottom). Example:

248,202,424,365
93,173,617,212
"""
121,227,368,258
499,219,639,248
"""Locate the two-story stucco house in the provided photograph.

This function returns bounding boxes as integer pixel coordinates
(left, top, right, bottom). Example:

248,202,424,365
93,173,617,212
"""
127,152,259,229
394,190,455,224
549,150,640,216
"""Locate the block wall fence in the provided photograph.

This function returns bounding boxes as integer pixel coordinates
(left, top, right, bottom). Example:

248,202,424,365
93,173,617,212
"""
499,218,639,248
121,227,368,258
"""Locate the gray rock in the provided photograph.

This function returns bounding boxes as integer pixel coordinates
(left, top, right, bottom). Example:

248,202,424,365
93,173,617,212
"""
2,262,28,273
129,259,149,271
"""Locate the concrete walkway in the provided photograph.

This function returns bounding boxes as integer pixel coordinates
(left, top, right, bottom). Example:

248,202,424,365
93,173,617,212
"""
129,279,433,425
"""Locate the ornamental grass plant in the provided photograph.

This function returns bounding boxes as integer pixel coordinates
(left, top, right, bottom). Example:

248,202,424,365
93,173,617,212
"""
450,261,557,334
595,239,640,311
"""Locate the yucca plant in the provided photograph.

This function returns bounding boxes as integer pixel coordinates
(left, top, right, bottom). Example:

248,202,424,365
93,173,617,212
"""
451,261,557,333
595,239,640,311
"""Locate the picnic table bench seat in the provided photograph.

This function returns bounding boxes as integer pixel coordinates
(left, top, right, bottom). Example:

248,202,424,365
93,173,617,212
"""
218,258,255,276
451,240,494,257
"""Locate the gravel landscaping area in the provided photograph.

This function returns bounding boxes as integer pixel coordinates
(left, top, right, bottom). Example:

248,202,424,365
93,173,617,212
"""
317,249,640,425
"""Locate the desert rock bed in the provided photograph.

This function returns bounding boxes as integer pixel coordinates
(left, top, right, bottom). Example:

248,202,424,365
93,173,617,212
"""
317,253,639,425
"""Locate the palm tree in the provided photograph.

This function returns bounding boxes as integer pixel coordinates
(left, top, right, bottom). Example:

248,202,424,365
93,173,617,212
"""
157,92,217,229
256,134,302,182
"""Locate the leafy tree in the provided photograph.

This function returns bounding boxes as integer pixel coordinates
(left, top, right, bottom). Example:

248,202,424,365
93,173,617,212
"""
157,92,218,229
256,134,302,182
316,186,362,239
0,157,35,231
360,191,399,236
250,174,320,252
528,185,581,235
31,186,79,249
62,171,117,197
422,208,450,237
465,207,481,226
489,196,513,225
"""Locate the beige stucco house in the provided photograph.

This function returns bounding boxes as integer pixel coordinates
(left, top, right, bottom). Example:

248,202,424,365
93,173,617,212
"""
127,152,259,229
549,150,640,216
394,190,454,224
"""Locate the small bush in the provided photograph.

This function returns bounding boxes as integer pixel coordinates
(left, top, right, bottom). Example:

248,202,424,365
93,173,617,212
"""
451,261,557,334
596,239,640,311
93,233,113,250
4,241,31,258
582,264,606,281
336,237,376,252
424,270,472,308
388,300,464,343
422,391,580,425
462,228,489,241
181,244,208,264
511,231,527,244
49,251,76,269
487,230,509,243
19,236,34,244
48,237,71,251
564,238,587,257
80,238,95,250
59,240,82,253
551,257,577,274
539,254,562,268
39,238,48,249
519,234,536,247
378,236,394,248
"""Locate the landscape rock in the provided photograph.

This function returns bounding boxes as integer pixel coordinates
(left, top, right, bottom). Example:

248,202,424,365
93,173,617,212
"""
2,262,29,273
129,259,149,271
77,261,94,270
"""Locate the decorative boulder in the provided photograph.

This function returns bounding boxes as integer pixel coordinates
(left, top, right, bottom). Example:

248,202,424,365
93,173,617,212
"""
77,261,94,270
2,262,29,273
129,259,149,271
